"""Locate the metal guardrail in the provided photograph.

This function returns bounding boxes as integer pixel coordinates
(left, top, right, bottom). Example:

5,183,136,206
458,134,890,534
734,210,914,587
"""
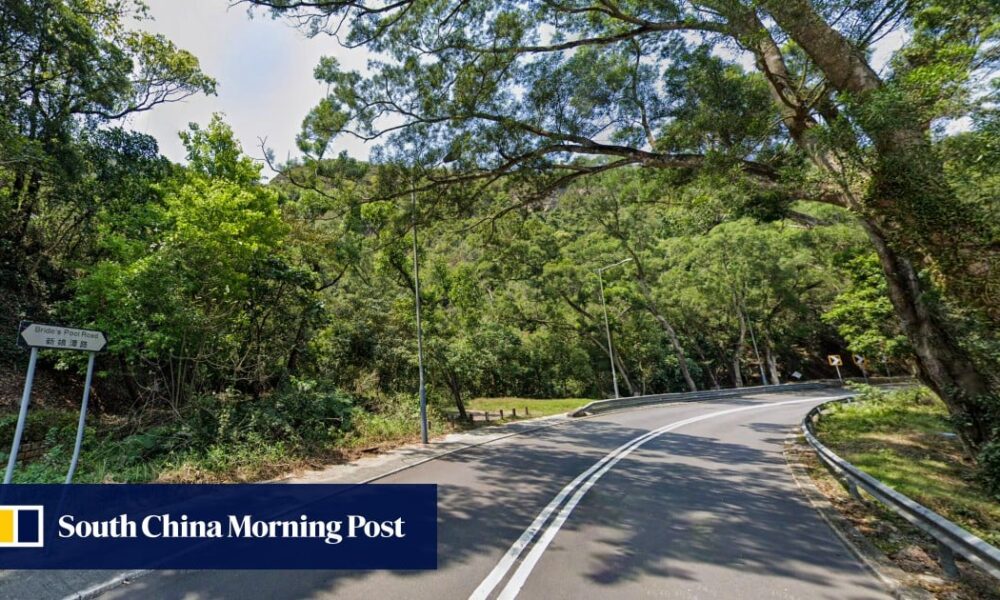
571,382,830,416
803,398,1000,581
569,377,913,417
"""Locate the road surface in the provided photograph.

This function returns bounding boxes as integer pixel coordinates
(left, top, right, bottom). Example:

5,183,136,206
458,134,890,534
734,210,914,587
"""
100,388,890,599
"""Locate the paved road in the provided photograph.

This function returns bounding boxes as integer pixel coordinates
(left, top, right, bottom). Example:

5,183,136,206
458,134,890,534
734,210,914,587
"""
100,389,890,599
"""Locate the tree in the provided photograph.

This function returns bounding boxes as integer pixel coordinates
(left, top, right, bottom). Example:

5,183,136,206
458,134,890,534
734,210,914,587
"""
823,254,912,374
0,0,215,345
65,117,319,407
246,0,1000,451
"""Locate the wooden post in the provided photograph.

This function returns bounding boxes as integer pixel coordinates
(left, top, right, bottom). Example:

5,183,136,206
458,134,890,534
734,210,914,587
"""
525,406,530,416
485,411,490,422
500,409,504,419
512,408,517,418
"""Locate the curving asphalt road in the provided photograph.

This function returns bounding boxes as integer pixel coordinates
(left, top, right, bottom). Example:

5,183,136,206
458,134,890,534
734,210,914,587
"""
99,388,890,599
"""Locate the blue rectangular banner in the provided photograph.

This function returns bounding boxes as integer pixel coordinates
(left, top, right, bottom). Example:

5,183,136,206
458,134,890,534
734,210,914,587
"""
0,484,437,569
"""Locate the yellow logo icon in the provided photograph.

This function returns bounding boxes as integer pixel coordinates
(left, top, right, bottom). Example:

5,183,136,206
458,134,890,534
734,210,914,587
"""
0,506,44,548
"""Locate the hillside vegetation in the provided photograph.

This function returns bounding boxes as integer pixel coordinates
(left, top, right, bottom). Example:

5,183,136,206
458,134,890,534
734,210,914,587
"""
1,1,997,485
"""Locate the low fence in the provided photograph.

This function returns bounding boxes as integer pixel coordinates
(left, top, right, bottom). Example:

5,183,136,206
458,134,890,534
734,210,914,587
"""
445,406,534,423
803,398,1000,581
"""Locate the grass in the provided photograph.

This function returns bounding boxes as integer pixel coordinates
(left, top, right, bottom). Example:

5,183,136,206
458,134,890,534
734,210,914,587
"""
1,391,459,483
792,436,1000,600
465,396,592,418
815,385,1000,546
4,395,589,483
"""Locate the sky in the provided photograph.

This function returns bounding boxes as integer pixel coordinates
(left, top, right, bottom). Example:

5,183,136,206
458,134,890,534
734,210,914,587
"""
126,0,372,169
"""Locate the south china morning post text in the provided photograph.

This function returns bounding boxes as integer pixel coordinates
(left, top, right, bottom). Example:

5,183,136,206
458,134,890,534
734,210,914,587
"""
58,513,407,545
0,484,437,569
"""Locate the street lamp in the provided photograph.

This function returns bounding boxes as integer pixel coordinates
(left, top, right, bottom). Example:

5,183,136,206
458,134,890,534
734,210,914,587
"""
410,154,458,445
411,175,428,444
596,258,633,399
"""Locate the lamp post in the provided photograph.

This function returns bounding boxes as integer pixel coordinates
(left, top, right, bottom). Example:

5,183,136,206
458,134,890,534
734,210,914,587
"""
597,258,632,399
411,175,428,444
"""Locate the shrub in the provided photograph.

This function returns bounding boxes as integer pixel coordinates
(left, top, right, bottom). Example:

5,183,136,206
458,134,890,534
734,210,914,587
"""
185,380,354,451
978,439,1000,498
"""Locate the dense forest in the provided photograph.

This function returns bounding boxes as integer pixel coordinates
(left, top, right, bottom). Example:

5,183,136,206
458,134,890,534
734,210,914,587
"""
0,1,997,485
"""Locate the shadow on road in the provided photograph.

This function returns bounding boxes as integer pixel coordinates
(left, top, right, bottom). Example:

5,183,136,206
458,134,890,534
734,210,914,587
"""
100,392,883,599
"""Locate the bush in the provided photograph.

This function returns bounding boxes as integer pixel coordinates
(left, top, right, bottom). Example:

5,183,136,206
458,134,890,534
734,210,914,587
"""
185,380,354,451
978,439,1000,498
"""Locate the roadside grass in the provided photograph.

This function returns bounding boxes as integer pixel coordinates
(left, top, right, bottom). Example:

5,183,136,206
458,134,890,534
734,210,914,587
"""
791,436,1000,600
465,397,592,418
815,385,1000,547
2,394,589,483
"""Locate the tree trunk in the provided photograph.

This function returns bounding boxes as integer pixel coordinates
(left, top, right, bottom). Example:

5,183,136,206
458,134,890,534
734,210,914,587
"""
863,220,995,450
651,312,697,392
692,340,721,390
613,350,636,397
762,0,999,325
447,372,467,420
732,315,746,388
765,344,781,385
635,280,698,392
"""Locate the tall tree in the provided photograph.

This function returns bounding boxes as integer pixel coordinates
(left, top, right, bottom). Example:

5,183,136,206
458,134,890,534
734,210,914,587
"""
246,0,1000,450
0,0,215,310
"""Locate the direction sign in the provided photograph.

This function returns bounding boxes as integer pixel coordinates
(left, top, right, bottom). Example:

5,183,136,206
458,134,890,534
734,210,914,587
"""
853,354,865,366
827,354,843,366
17,322,107,352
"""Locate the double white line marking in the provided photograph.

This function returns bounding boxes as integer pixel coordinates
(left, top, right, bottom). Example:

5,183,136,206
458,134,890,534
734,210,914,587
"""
469,395,850,600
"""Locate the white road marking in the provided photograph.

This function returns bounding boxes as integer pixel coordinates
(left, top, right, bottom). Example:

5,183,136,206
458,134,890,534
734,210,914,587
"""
473,395,852,600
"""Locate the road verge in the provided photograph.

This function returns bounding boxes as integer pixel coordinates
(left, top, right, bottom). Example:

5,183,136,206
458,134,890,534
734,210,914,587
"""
798,396,1000,599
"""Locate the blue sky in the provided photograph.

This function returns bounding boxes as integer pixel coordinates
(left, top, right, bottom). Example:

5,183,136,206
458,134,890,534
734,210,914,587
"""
126,0,372,169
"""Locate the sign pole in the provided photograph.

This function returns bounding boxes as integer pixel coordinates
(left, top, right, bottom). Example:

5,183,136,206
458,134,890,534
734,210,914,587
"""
4,347,39,484
834,363,842,382
66,352,96,483
11,322,107,483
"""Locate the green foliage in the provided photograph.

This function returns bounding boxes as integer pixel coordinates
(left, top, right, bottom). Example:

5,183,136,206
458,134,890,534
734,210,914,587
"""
185,382,353,451
978,440,1000,497
823,255,911,363
5,0,1000,482
63,117,320,400
818,386,1000,543
247,0,1000,453
0,0,214,360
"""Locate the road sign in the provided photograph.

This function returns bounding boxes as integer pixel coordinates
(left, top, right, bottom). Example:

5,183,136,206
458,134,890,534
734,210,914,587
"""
853,354,865,366
791,371,802,380
828,354,844,382
7,322,105,484
17,322,107,352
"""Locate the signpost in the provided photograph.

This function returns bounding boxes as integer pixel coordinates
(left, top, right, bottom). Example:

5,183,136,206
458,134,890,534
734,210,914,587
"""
6,322,107,484
827,354,843,382
853,354,868,384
